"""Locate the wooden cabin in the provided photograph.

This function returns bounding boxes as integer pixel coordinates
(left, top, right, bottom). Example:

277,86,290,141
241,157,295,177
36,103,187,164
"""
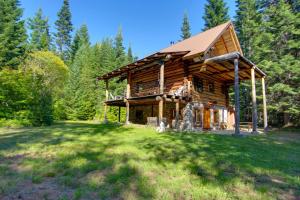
98,21,268,134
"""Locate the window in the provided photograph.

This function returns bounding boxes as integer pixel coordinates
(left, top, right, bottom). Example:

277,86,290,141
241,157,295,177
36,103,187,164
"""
193,77,203,93
208,82,215,93
136,82,143,93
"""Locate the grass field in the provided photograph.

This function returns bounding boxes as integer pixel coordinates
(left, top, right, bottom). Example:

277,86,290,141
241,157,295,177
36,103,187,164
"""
0,121,299,200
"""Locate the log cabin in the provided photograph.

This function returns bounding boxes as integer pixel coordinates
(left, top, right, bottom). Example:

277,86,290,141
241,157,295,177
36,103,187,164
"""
97,21,268,134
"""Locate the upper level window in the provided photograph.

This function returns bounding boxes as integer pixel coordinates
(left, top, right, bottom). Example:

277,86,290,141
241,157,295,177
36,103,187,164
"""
193,77,203,93
208,82,215,93
136,82,143,93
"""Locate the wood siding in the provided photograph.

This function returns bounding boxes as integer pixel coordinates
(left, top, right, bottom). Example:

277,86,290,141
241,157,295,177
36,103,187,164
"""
191,74,228,107
130,59,186,97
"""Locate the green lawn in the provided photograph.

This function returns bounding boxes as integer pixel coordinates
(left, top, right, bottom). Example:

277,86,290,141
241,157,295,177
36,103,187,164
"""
0,122,299,200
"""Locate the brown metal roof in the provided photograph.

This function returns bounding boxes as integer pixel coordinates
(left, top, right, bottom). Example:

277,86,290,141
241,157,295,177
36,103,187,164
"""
160,21,232,58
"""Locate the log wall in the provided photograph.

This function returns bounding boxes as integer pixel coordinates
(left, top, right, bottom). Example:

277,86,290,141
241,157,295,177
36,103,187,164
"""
130,59,186,97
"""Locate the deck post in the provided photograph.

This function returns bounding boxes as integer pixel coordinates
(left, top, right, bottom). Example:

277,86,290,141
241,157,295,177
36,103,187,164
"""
251,67,258,133
159,61,164,94
175,101,180,129
210,108,214,130
104,80,109,123
125,100,130,124
262,77,268,131
158,61,164,126
234,58,240,135
126,71,131,98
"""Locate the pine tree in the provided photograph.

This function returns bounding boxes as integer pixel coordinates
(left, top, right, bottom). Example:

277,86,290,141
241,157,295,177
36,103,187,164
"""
181,12,191,40
28,8,51,51
202,0,230,30
235,0,261,59
70,24,90,61
256,0,300,125
0,0,27,68
127,44,134,63
55,0,73,61
114,27,126,67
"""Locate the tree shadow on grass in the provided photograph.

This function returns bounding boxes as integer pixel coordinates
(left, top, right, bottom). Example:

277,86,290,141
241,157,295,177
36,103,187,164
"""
0,122,155,199
137,132,300,199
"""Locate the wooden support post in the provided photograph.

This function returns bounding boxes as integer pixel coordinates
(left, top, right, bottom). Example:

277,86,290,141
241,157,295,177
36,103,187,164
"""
159,62,164,94
234,58,240,135
262,77,268,131
158,99,163,125
210,108,214,129
104,80,109,123
118,106,121,122
125,100,130,124
126,71,131,98
175,101,180,129
251,67,258,133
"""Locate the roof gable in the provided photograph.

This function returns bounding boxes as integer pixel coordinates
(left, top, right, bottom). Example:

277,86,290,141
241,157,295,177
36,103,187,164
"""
160,21,243,59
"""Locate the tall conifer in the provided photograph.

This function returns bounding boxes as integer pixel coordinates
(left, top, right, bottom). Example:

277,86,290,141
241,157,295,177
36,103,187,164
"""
55,0,73,61
202,0,230,30
0,0,27,68
70,24,90,61
181,12,191,40
114,27,126,67
28,8,51,51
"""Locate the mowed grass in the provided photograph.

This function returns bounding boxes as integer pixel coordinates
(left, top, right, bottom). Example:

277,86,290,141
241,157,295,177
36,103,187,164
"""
0,122,299,200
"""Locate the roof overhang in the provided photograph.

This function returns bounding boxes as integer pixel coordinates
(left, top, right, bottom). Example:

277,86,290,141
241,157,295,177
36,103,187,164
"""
204,52,266,78
97,51,189,80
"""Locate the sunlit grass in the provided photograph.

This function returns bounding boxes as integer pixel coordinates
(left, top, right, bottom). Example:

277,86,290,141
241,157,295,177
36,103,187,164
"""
0,122,299,199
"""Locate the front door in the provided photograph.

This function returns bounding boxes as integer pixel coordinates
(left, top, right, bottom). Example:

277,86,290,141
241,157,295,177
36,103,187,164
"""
203,108,211,129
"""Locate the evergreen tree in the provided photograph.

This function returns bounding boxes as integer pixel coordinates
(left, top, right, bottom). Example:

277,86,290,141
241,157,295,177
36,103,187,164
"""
114,27,126,67
234,0,262,122
181,12,191,40
127,44,134,63
0,0,27,68
235,0,261,59
55,0,73,61
70,24,90,61
28,8,51,51
256,0,300,125
202,0,230,30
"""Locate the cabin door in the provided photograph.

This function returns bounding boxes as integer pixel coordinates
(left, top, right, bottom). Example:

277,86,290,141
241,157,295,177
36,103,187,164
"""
203,108,211,129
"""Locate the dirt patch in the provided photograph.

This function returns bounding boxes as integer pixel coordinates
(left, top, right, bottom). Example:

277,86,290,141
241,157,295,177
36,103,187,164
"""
1,178,74,200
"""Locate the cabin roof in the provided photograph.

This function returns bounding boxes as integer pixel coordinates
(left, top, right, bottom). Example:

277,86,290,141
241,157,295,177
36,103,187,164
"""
97,21,263,81
160,21,233,58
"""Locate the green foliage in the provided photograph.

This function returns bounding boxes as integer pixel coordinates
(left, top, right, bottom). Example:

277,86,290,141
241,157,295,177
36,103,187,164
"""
55,0,73,61
114,27,126,67
202,0,230,30
0,68,31,120
181,12,191,40
0,0,27,69
70,24,90,61
127,44,134,63
23,51,68,125
28,8,51,51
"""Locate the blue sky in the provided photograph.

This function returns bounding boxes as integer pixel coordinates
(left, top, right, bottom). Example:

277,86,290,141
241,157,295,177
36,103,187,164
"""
20,0,237,58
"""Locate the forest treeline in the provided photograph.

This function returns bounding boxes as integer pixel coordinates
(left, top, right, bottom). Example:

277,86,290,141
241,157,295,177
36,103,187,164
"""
0,0,299,127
